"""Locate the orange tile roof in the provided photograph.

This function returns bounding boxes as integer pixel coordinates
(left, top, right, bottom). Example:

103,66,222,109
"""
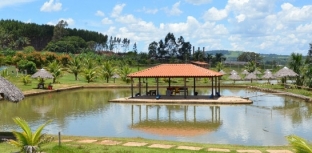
128,64,222,78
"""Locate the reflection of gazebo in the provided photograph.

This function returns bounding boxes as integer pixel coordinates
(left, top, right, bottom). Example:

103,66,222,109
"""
130,105,222,136
127,64,223,98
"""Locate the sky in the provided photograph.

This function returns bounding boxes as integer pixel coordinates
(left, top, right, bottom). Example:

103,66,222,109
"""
1,0,312,55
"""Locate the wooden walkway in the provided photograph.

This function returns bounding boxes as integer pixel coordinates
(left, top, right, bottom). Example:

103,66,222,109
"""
109,95,252,104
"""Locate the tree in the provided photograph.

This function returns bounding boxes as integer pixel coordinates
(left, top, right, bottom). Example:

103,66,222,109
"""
67,56,82,80
133,42,137,54
52,20,68,42
47,60,63,83
15,36,30,50
193,50,204,61
100,61,115,83
237,52,261,63
306,43,312,64
245,61,256,73
286,135,312,153
289,52,304,87
118,65,131,83
216,62,224,71
8,117,53,153
148,41,158,59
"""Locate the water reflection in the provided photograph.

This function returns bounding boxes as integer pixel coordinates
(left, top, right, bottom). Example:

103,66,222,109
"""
0,88,312,146
130,105,222,136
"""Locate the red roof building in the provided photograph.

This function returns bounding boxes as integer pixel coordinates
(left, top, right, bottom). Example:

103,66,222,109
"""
127,64,223,98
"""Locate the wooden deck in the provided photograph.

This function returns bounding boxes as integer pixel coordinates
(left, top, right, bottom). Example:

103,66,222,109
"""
109,95,252,104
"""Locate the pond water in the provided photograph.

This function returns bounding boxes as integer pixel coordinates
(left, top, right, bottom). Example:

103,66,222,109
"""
0,88,312,146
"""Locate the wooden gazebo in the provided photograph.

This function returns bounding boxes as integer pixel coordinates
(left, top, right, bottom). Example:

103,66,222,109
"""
127,64,223,99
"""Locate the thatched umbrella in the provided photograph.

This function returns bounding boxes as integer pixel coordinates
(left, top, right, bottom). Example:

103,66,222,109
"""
274,67,298,77
262,71,275,83
229,72,241,83
264,69,272,74
254,70,262,75
0,76,24,102
31,68,54,79
241,70,249,75
31,68,54,89
230,70,237,75
274,67,298,86
219,70,226,75
112,73,120,83
245,72,258,83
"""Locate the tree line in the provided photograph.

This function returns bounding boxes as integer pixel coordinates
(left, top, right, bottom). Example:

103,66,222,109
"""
0,19,132,54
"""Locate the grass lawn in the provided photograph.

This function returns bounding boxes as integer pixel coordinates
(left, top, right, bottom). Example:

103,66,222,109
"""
0,136,293,153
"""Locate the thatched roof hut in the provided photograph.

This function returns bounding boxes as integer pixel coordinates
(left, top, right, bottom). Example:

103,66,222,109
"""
274,67,298,77
254,70,262,75
219,70,226,75
0,76,24,102
230,70,237,75
245,73,258,83
241,70,249,75
262,72,275,83
229,73,241,83
31,68,54,79
264,69,272,74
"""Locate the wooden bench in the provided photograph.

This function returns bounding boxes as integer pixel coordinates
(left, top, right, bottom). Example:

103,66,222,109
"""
147,90,156,95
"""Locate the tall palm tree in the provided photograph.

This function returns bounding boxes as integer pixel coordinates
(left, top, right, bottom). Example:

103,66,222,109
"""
100,61,115,83
67,57,82,80
286,135,312,153
8,117,53,153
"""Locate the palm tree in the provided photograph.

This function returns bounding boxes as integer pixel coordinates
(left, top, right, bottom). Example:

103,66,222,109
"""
67,57,82,80
8,117,53,153
100,61,115,83
245,61,256,73
83,68,97,83
118,65,132,83
289,52,304,87
47,60,63,83
286,135,312,153
216,62,224,71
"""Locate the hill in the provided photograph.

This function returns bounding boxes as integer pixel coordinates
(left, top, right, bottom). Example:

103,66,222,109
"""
206,50,290,65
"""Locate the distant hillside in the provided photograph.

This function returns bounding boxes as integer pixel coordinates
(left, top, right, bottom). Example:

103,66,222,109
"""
205,50,290,63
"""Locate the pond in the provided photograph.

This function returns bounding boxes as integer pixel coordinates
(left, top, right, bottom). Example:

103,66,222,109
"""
0,88,311,146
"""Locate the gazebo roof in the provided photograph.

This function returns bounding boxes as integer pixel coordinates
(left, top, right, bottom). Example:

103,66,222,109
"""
128,64,222,78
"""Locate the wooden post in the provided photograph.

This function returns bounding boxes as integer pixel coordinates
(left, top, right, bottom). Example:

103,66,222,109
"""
58,131,61,146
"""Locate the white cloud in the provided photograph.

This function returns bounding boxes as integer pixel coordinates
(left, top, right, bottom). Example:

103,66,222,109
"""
279,3,312,22
101,18,113,25
0,0,34,8
115,14,139,24
40,0,62,12
185,0,212,5
137,7,158,14
236,14,245,22
203,7,227,21
163,1,182,16
95,10,105,17
111,3,126,18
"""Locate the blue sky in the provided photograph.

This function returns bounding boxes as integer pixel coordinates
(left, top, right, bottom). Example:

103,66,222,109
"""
1,0,312,55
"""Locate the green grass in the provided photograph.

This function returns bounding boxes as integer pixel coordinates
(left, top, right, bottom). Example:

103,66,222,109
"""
0,136,293,153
